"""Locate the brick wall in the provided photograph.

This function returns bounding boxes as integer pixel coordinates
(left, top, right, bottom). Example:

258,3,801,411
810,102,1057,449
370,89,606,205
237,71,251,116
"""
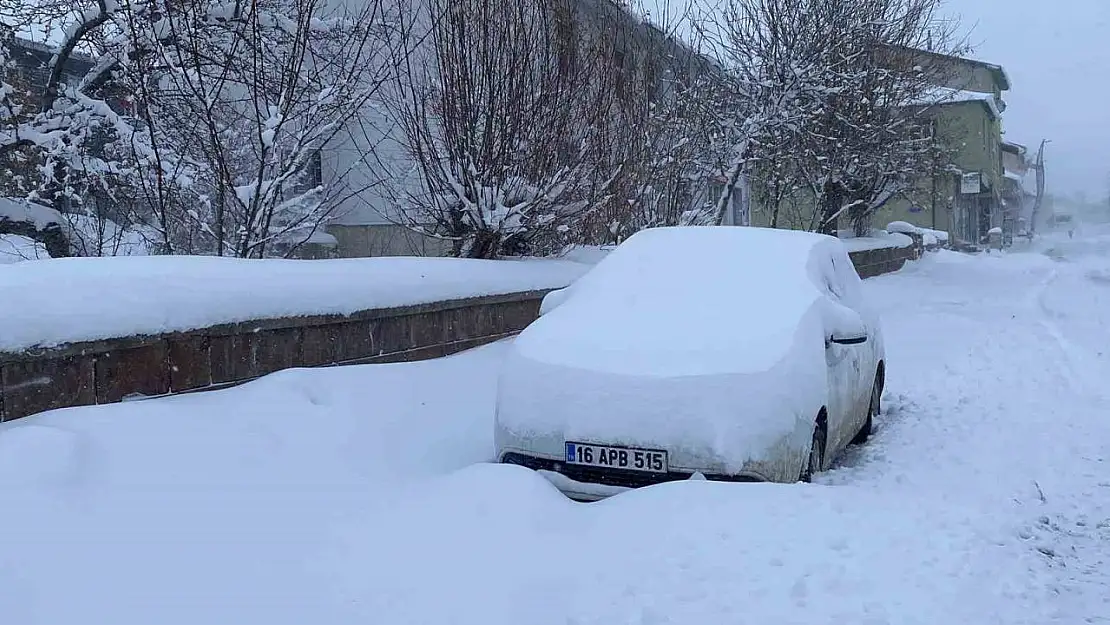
0,291,549,422
848,233,925,279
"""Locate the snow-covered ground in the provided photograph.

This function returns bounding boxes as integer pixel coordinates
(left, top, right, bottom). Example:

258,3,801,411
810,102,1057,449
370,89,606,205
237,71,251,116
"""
2,227,1108,624
0,234,50,263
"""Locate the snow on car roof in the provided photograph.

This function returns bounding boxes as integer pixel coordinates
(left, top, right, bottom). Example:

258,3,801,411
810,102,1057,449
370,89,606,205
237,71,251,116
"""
516,226,847,376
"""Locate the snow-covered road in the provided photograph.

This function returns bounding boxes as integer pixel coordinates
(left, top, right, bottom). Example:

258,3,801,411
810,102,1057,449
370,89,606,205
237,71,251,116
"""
1,228,1108,624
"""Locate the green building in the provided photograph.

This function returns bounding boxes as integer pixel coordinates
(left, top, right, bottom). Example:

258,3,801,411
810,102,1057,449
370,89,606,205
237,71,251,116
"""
878,51,1011,246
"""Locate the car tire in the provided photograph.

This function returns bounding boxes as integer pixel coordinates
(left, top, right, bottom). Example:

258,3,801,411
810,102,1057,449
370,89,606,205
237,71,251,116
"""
800,418,826,483
851,378,880,445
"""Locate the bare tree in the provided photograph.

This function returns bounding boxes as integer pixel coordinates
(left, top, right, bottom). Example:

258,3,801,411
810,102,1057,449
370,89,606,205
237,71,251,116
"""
116,0,405,257
0,0,404,258
688,0,838,227
570,2,724,243
692,0,966,235
387,0,627,259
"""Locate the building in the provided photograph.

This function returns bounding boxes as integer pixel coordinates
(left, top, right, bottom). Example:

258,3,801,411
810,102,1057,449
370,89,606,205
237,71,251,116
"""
320,0,712,258
1000,141,1035,239
2,35,134,214
879,50,1011,247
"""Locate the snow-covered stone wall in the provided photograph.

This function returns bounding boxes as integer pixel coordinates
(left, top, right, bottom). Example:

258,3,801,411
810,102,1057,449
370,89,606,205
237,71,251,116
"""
0,290,551,421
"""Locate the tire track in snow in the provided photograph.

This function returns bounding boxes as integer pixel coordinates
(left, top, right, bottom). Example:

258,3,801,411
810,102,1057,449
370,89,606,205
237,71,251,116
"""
1026,267,1101,397
1016,258,1110,622
827,250,1110,623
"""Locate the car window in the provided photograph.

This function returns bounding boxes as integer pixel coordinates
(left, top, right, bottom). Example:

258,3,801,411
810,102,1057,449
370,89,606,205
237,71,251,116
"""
829,249,864,309
819,254,844,301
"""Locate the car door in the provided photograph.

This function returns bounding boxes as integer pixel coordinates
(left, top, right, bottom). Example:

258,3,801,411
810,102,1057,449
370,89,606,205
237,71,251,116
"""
829,248,878,407
821,252,872,455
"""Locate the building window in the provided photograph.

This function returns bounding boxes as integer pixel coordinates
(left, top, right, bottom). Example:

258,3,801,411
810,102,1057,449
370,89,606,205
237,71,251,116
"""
612,42,630,102
291,151,323,195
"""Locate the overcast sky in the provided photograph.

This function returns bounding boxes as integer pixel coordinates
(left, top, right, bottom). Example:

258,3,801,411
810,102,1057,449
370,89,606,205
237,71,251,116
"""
952,0,1110,199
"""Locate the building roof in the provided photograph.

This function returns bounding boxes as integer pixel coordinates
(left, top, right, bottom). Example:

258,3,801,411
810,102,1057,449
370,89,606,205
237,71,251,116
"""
886,45,1011,92
905,86,1002,120
8,36,96,64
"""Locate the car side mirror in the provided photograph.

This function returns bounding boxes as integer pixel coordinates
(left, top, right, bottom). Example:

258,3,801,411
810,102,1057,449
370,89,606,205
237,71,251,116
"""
539,287,571,316
823,300,868,347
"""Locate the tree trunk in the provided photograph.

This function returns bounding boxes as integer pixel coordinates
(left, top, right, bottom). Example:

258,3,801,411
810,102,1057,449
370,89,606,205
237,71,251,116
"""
818,179,843,236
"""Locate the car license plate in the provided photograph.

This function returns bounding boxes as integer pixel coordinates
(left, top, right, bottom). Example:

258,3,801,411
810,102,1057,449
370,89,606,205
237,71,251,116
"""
564,441,668,473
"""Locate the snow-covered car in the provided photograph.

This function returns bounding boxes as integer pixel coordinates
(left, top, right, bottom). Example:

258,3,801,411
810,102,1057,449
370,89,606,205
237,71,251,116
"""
494,226,885,501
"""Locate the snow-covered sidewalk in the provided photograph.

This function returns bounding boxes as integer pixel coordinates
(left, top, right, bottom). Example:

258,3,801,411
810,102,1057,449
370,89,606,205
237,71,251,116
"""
1,228,1108,624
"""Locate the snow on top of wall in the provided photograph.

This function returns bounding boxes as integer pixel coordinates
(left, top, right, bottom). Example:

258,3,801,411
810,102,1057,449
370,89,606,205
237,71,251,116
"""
0,255,590,353
0,235,51,264
885,221,918,235
837,229,914,252
888,222,950,244
0,198,64,231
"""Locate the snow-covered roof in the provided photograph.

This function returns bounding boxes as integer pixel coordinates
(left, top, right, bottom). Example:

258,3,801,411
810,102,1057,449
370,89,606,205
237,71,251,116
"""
9,35,97,65
988,63,1012,92
905,87,1002,120
893,46,1011,91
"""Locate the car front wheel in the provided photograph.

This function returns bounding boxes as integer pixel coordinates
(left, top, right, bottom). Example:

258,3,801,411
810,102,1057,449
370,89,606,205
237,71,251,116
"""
800,418,826,483
851,375,881,445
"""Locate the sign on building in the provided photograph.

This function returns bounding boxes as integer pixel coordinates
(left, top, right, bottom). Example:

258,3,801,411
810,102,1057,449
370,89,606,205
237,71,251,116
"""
960,172,982,195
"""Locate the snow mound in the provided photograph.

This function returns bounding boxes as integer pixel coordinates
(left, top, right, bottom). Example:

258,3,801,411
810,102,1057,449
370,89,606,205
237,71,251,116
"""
838,229,913,252
886,220,919,235
0,197,64,230
0,255,588,353
324,467,1056,625
0,425,85,488
886,221,949,246
0,234,50,263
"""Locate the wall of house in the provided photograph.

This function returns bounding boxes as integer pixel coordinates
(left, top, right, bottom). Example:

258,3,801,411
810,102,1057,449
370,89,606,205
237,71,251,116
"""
934,102,1002,190
1002,149,1027,175
327,223,451,257
941,63,1001,97
917,51,1004,99
879,173,957,234
749,186,823,231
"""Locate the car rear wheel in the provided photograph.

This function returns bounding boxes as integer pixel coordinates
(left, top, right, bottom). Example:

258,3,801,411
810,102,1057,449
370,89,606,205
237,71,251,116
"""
800,418,826,483
851,377,880,445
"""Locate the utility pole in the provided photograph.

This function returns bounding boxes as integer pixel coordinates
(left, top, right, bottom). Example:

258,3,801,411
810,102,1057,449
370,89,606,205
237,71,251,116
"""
1028,139,1048,238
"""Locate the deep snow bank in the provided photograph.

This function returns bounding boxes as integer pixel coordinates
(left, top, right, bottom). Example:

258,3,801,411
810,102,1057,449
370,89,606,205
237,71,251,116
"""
0,343,510,623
